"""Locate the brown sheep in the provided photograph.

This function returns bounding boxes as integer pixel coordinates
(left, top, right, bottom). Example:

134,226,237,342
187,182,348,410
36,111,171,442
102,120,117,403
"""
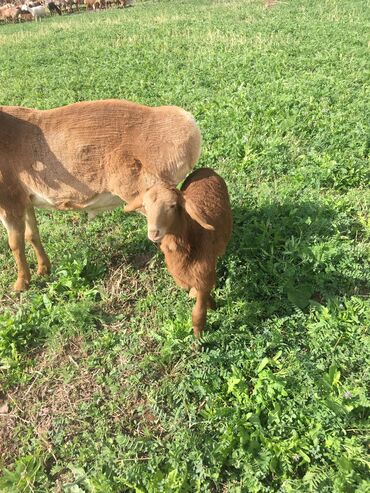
18,9,33,20
124,168,232,338
0,99,201,291
84,0,101,10
0,4,20,21
83,0,93,10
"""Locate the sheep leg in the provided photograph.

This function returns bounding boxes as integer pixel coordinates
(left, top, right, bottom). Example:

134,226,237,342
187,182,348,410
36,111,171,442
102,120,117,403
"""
25,206,51,276
192,290,210,338
1,214,31,291
189,287,216,309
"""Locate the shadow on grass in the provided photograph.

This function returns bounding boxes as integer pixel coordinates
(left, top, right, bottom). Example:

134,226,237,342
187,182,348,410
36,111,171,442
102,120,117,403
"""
0,199,367,355
1,198,366,311
72,199,367,330
218,199,367,319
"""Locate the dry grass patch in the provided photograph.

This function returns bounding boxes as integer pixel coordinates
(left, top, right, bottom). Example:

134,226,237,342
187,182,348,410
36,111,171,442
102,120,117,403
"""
100,251,155,313
0,336,96,466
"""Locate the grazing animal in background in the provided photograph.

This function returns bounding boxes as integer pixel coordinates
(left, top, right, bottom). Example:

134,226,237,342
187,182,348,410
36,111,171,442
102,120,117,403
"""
58,0,78,13
0,4,20,22
18,9,33,20
93,0,105,9
47,2,61,15
84,0,102,10
0,99,201,291
84,0,95,10
124,168,232,338
26,4,47,20
66,0,79,12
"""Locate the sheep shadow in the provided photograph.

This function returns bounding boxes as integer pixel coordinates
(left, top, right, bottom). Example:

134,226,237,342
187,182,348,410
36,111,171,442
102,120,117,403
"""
218,199,367,320
82,198,367,327
0,112,95,197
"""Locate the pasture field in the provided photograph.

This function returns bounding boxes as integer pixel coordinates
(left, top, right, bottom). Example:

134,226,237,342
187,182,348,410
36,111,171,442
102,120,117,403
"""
0,0,369,491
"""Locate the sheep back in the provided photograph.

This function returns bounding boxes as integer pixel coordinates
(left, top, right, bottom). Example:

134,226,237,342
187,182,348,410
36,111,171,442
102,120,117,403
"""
181,167,232,257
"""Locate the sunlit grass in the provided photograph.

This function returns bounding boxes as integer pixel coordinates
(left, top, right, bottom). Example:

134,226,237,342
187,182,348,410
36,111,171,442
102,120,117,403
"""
0,0,369,491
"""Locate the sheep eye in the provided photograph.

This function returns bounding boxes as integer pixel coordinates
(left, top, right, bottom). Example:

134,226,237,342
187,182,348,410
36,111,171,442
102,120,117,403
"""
169,204,176,209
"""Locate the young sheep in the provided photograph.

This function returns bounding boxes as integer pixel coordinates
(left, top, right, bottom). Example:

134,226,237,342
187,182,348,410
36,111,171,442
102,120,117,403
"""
26,4,47,20
124,168,232,338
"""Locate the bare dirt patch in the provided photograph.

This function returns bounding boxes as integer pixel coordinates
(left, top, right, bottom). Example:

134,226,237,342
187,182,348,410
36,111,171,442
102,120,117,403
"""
101,251,158,314
0,336,98,466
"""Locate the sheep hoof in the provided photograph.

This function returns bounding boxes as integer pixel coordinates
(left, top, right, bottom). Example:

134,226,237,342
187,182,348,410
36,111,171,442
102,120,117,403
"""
37,263,51,276
13,277,30,292
193,326,203,340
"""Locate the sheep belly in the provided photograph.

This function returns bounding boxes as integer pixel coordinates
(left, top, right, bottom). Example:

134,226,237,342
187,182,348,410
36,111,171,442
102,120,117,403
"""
84,193,123,219
28,191,123,218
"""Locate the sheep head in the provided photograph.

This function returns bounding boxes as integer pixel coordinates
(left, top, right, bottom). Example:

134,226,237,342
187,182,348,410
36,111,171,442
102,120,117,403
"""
124,182,214,243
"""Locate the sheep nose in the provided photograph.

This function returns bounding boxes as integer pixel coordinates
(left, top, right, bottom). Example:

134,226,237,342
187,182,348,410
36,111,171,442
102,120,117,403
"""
148,229,160,241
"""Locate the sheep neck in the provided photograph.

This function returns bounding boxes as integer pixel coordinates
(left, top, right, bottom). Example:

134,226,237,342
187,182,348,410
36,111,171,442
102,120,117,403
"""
160,211,195,257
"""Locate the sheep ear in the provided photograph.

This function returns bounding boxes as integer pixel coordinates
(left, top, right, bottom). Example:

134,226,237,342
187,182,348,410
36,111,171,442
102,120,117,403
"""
183,197,215,231
124,193,143,212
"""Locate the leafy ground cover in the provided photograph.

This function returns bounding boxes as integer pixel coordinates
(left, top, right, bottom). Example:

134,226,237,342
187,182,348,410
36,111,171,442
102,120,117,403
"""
0,0,369,491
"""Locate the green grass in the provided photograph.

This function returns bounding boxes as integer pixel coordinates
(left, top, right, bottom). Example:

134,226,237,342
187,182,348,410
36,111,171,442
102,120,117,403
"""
0,0,369,491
